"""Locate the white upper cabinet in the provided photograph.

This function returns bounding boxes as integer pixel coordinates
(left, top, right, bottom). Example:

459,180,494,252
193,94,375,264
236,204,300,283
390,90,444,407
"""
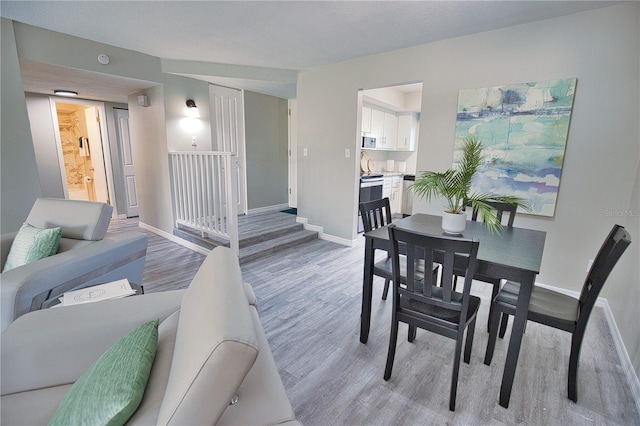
370,108,384,139
361,106,372,134
396,113,418,151
382,112,397,149
366,106,397,150
361,83,422,152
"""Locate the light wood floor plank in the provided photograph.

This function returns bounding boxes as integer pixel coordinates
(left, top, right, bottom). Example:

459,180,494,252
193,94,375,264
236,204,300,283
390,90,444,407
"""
108,218,640,425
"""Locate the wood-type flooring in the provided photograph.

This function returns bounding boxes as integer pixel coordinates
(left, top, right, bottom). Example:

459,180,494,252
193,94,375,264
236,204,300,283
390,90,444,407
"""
108,217,640,425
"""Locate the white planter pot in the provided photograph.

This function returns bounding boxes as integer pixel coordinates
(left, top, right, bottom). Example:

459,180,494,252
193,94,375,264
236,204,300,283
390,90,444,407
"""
441,211,467,234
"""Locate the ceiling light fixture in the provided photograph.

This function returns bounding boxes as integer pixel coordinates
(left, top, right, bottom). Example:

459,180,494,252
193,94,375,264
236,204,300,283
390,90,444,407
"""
54,90,78,97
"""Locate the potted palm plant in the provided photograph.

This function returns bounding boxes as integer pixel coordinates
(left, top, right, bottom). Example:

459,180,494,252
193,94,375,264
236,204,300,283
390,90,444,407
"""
411,135,529,234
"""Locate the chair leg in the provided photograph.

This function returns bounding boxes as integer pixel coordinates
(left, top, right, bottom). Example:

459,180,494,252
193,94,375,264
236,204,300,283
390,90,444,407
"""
498,313,528,339
498,313,509,338
449,334,464,411
464,317,476,363
384,319,399,380
568,331,585,403
382,279,391,300
487,282,500,331
484,305,502,365
408,325,417,342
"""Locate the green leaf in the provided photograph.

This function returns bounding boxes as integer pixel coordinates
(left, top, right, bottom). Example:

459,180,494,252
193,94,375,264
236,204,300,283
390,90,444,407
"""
412,135,532,234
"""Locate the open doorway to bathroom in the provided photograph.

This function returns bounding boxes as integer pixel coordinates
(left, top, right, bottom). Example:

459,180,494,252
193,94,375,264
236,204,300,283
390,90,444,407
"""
51,98,114,205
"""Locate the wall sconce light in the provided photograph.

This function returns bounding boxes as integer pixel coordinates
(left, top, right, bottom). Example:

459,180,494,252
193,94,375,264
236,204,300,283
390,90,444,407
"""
185,99,200,117
181,99,203,149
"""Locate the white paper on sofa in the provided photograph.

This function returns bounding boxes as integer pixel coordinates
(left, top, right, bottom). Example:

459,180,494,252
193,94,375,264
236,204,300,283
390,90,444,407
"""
62,279,135,306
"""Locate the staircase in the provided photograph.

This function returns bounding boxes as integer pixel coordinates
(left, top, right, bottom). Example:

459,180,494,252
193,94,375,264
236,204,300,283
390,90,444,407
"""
173,211,318,264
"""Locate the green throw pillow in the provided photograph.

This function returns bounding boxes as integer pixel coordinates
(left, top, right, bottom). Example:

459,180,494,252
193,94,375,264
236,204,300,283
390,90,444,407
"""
2,222,62,272
48,319,159,426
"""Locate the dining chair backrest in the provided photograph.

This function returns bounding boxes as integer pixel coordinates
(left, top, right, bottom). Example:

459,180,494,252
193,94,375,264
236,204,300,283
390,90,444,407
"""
359,198,392,232
577,224,631,324
468,201,517,228
388,225,479,331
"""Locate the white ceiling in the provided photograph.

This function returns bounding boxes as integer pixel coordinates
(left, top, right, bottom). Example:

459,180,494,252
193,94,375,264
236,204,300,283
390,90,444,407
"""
1,1,620,102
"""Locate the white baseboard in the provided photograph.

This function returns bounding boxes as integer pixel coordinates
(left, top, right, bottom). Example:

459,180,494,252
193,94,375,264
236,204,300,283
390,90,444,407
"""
138,221,210,256
247,203,290,215
535,281,640,413
321,232,354,246
296,216,354,247
601,299,640,415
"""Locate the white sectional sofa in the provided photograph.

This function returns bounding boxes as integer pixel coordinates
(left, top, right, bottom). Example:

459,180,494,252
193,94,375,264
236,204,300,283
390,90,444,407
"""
1,246,299,425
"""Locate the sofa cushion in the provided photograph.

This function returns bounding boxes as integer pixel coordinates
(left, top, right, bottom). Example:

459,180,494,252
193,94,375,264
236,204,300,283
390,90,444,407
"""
0,384,72,426
26,198,113,241
156,246,259,425
126,311,181,425
48,319,159,426
2,222,62,272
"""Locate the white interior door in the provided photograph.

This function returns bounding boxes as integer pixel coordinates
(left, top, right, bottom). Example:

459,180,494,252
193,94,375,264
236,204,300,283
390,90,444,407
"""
209,84,248,215
84,106,109,203
114,108,139,217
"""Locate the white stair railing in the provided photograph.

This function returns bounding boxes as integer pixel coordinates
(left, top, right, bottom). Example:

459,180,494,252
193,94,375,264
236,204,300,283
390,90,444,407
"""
169,151,239,254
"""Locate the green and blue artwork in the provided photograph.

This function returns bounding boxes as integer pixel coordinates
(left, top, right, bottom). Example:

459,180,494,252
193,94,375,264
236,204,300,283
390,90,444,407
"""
454,78,577,216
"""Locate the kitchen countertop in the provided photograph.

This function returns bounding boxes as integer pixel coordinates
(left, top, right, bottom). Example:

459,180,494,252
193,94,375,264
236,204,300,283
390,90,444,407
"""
380,172,407,177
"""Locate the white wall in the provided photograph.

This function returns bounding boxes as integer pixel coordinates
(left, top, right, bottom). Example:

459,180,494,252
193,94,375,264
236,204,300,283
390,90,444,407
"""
297,3,639,377
127,84,175,232
0,19,42,233
244,91,289,210
25,94,65,199
164,78,212,152
604,159,640,375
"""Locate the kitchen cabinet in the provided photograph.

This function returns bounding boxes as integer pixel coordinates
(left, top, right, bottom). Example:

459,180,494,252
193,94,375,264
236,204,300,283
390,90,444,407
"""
361,106,372,133
370,108,384,140
369,107,397,150
383,175,403,215
382,112,397,149
396,113,418,151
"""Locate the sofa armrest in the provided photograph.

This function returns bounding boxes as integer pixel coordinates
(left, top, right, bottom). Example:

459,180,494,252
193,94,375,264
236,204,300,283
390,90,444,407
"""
0,232,17,270
0,290,184,396
157,247,260,426
0,232,147,331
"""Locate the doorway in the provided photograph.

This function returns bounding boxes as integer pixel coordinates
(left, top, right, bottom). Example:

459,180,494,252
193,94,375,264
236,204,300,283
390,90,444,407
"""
50,98,115,206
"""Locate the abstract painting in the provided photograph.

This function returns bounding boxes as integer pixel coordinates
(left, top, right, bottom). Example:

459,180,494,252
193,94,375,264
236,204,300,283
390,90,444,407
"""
453,78,577,216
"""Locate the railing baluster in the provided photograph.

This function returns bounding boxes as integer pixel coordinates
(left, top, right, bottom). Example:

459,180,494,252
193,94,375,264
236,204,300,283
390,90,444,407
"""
168,151,239,255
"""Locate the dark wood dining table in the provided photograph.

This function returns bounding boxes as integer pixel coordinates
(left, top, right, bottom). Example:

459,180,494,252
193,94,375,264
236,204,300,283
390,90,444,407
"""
360,213,546,408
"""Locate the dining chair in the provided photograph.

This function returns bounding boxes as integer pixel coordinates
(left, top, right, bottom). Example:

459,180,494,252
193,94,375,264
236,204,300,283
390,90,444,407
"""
453,201,518,329
359,198,439,300
384,225,480,411
483,224,631,403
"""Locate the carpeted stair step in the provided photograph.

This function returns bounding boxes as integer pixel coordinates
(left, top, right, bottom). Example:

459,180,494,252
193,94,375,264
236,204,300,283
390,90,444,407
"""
238,229,318,264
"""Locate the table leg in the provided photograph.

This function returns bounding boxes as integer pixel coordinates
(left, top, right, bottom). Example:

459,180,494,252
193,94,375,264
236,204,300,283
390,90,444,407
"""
499,270,535,408
360,239,374,344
